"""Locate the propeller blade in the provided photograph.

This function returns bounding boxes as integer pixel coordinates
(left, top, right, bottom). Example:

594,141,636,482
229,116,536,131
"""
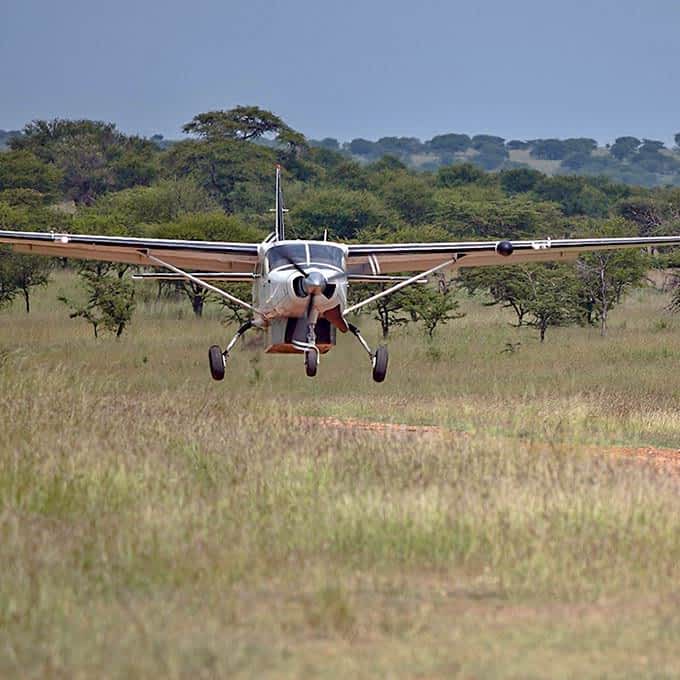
275,246,308,276
306,292,316,319
289,259,308,277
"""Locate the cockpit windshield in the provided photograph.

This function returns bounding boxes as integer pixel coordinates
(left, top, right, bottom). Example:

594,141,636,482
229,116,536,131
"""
266,244,307,270
266,244,345,270
309,245,344,268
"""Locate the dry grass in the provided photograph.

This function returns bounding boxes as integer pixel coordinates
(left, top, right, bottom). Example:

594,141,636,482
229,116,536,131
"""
1,274,680,678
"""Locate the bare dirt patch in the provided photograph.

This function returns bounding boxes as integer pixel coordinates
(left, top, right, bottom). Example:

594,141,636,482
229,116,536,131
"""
303,417,680,476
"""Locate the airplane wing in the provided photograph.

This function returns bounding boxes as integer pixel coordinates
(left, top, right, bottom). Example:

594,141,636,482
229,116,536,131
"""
346,236,680,274
0,230,259,272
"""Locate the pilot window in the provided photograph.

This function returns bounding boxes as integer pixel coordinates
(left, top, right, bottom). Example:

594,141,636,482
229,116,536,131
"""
266,244,307,270
308,245,344,268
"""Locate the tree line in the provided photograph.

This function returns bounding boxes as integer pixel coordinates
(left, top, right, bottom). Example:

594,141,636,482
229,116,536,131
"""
1,106,680,342
312,133,680,187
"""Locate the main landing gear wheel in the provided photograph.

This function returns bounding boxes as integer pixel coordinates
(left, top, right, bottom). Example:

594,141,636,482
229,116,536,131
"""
305,350,318,377
372,345,389,383
208,345,226,381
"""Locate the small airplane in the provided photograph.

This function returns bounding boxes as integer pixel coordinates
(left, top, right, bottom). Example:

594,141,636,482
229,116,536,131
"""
2,166,680,382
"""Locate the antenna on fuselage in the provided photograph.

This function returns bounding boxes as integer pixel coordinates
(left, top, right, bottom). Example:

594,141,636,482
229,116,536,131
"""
274,165,286,241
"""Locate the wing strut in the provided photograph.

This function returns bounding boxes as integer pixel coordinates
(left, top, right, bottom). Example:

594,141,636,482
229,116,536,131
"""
144,253,262,317
344,257,459,315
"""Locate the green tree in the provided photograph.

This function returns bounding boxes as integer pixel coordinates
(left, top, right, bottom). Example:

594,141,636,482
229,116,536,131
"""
533,176,613,217
163,138,275,213
327,161,370,190
436,163,487,188
0,150,62,201
378,173,435,224
59,264,136,338
1,253,51,313
459,266,533,326
11,119,158,205
530,139,567,160
500,168,542,195
366,156,408,174
461,263,583,340
218,282,254,325
405,278,464,337
610,137,641,160
471,135,505,149
348,138,378,158
427,133,471,154
349,284,414,338
575,219,648,335
435,193,564,239
290,188,397,239
472,142,509,170
183,105,298,144
312,138,340,151
0,250,18,310
520,264,583,342
89,179,219,226
151,213,262,316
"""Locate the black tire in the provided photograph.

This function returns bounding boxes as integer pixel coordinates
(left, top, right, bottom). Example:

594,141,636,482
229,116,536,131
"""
305,350,318,377
372,345,388,383
209,345,226,381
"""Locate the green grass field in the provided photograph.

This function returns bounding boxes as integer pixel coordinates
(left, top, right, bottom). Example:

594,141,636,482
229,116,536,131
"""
2,274,680,678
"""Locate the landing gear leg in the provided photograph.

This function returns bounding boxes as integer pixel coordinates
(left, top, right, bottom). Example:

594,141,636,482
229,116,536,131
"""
208,320,254,381
348,323,389,383
305,323,319,377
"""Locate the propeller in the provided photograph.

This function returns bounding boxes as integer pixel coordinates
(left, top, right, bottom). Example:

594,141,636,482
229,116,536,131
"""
282,256,309,278
274,245,347,320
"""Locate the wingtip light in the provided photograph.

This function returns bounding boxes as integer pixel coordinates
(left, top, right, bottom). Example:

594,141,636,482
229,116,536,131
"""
496,240,513,256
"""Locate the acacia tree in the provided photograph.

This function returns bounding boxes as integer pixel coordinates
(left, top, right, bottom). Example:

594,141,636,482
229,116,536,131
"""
164,138,274,214
348,280,463,339
0,251,17,309
576,250,647,335
405,277,464,337
173,106,308,213
0,150,63,201
459,266,533,326
5,253,51,313
218,283,253,325
59,263,135,338
519,264,583,342
11,119,158,205
150,214,263,317
183,106,294,142
348,284,412,338
574,219,648,335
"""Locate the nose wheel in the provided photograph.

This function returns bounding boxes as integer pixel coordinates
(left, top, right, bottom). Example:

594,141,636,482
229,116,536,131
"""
293,322,320,378
304,350,318,377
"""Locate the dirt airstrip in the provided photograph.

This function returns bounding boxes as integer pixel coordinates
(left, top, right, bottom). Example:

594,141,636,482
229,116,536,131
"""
303,416,680,477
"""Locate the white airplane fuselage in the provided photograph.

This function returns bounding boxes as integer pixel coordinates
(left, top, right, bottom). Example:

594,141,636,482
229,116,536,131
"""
253,240,348,322
252,240,349,353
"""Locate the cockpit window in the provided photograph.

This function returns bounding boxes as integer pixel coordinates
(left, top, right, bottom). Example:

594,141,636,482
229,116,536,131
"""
309,245,344,268
266,244,307,270
266,244,345,270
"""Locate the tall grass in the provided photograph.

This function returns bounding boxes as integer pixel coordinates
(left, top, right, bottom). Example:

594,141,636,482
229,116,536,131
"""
1,275,680,677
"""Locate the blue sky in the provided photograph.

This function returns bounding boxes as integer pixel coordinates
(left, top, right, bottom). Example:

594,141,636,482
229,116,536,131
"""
1,0,678,144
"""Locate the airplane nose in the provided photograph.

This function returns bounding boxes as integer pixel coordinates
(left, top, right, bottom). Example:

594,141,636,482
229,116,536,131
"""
303,271,326,295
